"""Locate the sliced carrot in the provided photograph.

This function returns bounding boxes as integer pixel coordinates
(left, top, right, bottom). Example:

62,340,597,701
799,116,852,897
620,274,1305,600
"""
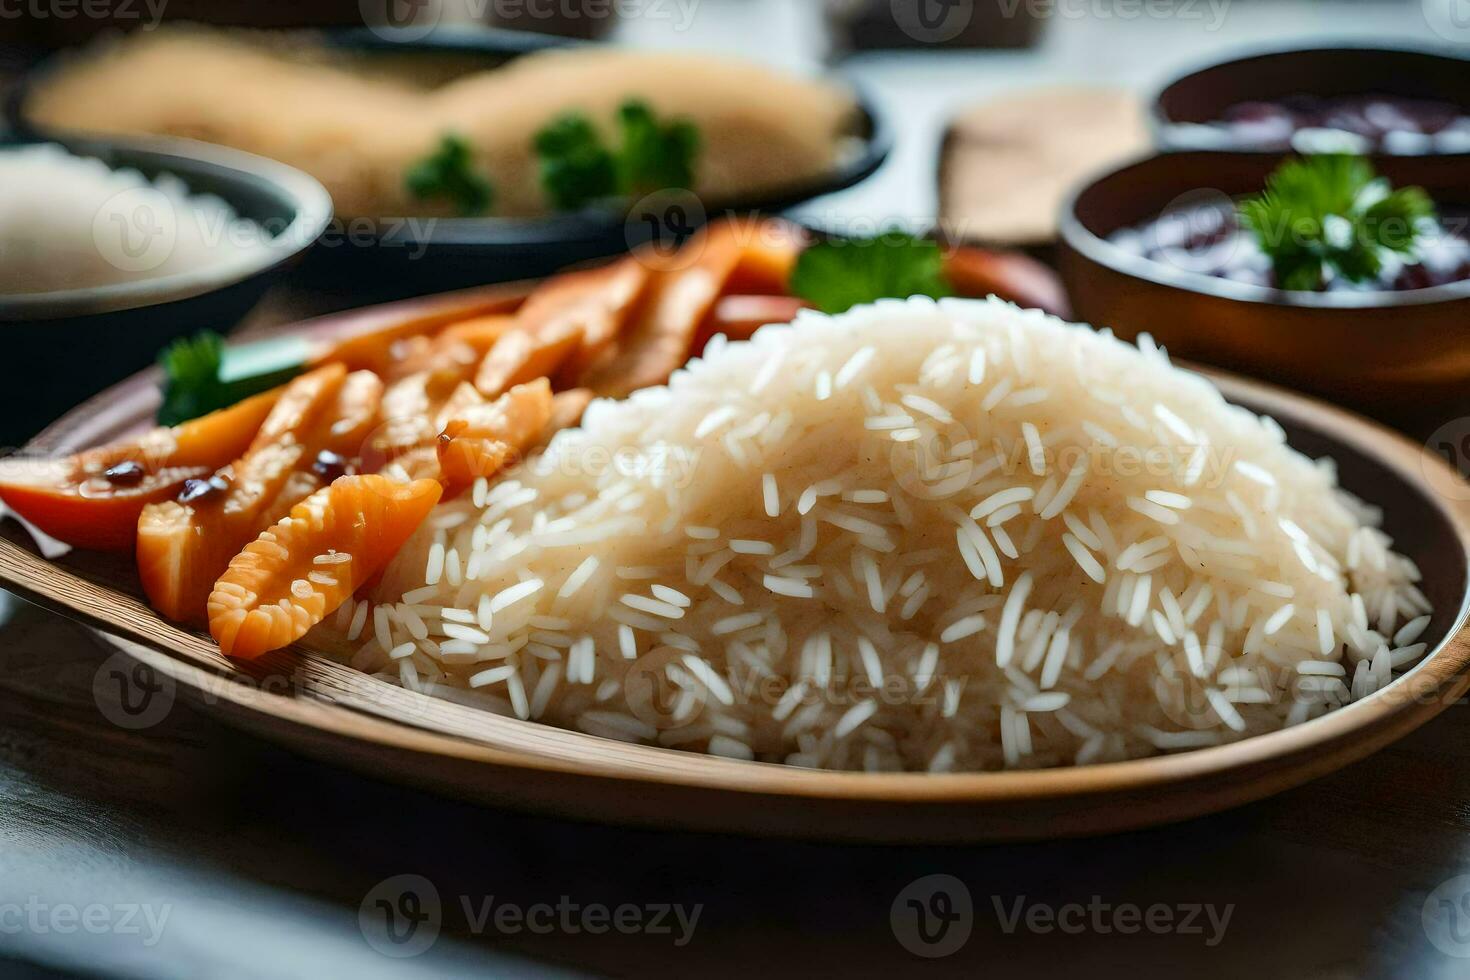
136,365,348,622
434,315,515,355
0,387,281,550
474,320,583,399
296,370,384,461
248,364,348,454
260,370,386,525
437,379,554,498
363,367,461,477
208,475,442,659
313,295,522,376
513,258,650,384
156,387,283,469
386,315,514,382
433,381,488,432
576,221,745,397
723,220,806,295
544,388,592,441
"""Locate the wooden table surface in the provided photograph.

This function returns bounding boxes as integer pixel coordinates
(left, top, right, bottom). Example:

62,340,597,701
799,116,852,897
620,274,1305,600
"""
6,3,1470,977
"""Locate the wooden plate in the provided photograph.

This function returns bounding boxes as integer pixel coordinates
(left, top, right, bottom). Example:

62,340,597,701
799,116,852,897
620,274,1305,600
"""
3,289,1468,843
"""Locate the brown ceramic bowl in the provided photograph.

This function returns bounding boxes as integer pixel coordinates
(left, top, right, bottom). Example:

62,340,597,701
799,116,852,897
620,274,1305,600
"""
1057,151,1470,427
1153,43,1470,153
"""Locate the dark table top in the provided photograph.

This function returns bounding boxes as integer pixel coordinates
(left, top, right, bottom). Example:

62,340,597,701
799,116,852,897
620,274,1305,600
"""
6,582,1470,980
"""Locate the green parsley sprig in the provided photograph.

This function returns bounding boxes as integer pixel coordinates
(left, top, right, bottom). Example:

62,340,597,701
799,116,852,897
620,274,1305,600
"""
157,332,309,426
534,99,699,212
405,133,495,217
1237,154,1435,291
789,232,953,314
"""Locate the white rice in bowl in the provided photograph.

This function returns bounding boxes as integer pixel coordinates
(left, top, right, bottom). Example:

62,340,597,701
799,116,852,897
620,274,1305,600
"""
0,143,273,295
322,297,1434,772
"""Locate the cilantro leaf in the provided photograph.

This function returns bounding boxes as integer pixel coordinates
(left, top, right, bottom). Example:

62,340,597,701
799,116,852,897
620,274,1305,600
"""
406,133,495,217
157,331,308,426
535,114,618,211
615,100,699,198
1237,154,1436,291
789,233,953,314
157,331,227,426
533,99,699,212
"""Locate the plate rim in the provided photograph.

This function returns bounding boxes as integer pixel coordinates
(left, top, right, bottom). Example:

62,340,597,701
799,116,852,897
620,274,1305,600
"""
4,291,1469,828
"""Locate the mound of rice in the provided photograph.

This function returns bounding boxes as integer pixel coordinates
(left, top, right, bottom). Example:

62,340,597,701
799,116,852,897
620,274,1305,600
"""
0,144,272,295
328,297,1433,772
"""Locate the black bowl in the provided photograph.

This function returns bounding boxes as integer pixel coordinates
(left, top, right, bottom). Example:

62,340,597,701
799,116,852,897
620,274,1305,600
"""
1152,42,1470,153
0,134,332,444
9,25,892,305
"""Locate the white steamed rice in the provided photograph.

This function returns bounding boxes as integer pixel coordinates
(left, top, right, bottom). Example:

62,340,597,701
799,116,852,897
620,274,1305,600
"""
323,297,1433,772
0,143,272,295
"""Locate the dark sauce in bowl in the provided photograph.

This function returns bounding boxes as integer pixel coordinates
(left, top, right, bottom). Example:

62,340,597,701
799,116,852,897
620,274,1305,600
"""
1181,95,1470,154
1110,198,1470,293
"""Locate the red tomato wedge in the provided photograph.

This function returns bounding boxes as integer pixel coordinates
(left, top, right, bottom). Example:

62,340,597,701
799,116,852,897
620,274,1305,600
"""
942,245,1071,318
0,387,281,550
703,294,810,345
136,365,348,623
208,475,442,659
576,221,746,398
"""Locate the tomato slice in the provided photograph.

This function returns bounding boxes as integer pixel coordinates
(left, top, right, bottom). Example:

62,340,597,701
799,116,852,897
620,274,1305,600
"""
0,387,280,550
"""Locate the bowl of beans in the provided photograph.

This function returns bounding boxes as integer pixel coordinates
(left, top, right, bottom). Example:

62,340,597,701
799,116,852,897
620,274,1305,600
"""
1057,149,1470,428
1153,44,1470,155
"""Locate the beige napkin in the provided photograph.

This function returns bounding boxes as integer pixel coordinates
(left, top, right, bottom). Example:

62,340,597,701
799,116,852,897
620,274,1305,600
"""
940,87,1149,246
